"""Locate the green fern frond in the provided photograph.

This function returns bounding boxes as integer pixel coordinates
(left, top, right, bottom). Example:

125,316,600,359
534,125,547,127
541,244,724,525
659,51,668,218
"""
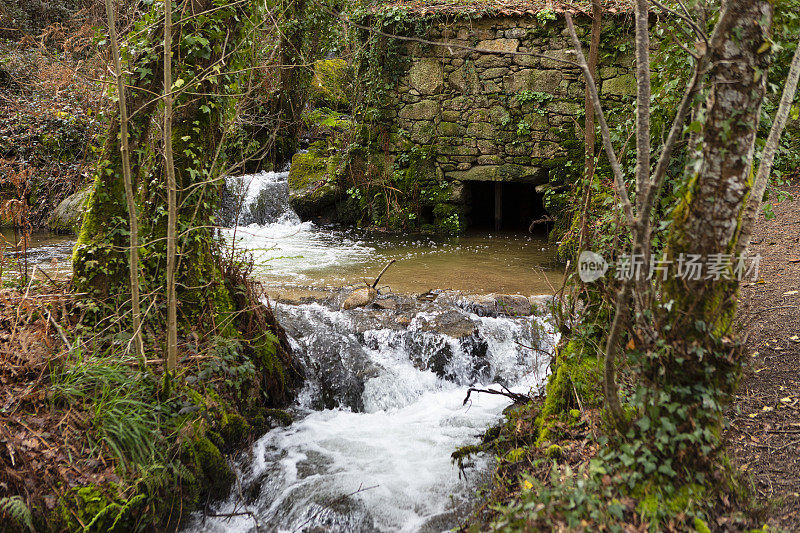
0,496,34,531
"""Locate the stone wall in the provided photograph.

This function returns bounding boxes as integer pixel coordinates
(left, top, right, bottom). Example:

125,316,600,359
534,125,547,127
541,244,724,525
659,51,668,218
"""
375,13,635,222
286,12,637,233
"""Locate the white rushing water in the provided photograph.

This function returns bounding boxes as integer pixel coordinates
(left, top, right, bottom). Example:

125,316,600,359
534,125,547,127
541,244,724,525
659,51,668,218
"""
181,170,559,532
186,300,557,533
220,171,376,289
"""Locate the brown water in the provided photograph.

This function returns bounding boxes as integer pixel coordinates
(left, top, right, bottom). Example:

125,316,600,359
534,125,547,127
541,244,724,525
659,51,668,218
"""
1,226,564,296
224,223,563,299
0,229,74,282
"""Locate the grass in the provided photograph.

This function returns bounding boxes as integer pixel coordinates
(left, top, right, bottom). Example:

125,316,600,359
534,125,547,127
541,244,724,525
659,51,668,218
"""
50,346,165,470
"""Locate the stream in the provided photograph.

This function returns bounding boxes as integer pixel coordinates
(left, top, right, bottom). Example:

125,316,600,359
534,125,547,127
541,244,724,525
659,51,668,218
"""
5,169,563,532
188,170,561,532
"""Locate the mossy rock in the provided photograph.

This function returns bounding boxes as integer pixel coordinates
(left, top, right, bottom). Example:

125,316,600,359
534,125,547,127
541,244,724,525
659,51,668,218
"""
308,59,353,110
181,436,235,502
220,412,252,449
287,150,344,220
47,185,91,234
263,408,293,426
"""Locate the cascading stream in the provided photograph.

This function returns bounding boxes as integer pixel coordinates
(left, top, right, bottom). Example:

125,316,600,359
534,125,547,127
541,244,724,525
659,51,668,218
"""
181,169,560,532
186,300,557,533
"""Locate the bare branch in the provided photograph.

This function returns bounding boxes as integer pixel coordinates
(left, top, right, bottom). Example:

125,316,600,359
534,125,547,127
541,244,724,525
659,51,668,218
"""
634,0,651,211
164,0,178,372
649,0,708,44
642,51,708,221
565,12,635,227
579,0,602,252
603,284,630,426
737,39,800,254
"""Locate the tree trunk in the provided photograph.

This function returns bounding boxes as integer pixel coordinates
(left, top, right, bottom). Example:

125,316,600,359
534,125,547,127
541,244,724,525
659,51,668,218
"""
578,0,601,251
164,0,177,372
104,0,144,360
665,0,773,327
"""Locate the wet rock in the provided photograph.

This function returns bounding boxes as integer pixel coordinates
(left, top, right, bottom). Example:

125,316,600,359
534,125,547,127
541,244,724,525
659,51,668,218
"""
247,184,290,225
408,311,490,382
416,310,477,339
47,186,91,234
373,297,396,310
529,294,554,314
496,294,533,316
305,334,374,412
462,293,532,317
349,309,405,334
288,148,345,221
342,286,378,310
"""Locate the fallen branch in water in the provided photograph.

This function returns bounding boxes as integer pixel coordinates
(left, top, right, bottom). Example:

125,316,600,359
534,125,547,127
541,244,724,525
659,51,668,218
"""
528,214,554,233
514,340,553,357
462,385,531,406
371,259,396,289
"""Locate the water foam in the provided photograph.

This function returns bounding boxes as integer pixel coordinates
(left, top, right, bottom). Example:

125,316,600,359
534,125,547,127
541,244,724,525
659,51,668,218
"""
185,302,557,532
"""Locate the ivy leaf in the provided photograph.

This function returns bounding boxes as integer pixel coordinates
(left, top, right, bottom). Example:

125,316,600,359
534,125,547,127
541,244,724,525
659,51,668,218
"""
686,121,703,133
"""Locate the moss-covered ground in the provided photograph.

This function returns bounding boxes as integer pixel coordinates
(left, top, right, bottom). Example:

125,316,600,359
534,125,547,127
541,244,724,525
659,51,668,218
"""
0,269,299,532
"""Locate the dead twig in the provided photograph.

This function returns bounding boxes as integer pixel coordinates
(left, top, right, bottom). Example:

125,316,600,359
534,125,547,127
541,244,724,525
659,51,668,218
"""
371,259,396,289
44,306,72,352
463,386,531,406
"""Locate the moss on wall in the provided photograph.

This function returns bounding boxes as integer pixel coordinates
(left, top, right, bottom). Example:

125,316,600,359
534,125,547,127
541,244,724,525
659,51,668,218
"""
309,58,353,110
347,10,636,235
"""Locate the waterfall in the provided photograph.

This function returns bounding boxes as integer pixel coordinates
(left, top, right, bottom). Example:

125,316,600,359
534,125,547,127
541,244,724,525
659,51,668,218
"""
197,165,560,532
220,170,300,227
184,297,557,533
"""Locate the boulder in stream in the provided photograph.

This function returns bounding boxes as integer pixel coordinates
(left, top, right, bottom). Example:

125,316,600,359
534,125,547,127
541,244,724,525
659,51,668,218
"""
462,293,532,317
341,286,378,310
47,186,91,234
288,145,345,220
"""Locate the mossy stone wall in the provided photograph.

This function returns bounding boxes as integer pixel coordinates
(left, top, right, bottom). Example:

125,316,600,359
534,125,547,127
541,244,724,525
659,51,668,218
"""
372,14,635,220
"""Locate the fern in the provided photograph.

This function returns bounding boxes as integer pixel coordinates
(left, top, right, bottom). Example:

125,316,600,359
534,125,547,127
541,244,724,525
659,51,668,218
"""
0,496,34,531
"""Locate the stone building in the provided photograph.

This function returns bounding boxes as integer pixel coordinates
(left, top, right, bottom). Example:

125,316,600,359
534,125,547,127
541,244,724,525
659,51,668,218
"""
371,2,635,231
290,1,636,233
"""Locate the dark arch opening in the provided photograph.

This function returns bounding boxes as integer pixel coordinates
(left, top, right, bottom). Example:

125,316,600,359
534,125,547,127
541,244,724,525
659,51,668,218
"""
465,181,548,233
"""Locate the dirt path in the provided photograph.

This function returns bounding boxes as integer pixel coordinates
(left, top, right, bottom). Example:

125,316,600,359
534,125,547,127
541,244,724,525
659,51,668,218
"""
729,184,800,530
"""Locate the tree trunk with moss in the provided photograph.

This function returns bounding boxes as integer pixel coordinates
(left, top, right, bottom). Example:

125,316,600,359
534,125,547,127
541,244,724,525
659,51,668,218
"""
663,0,772,333
74,0,298,402
649,0,774,454
74,0,242,332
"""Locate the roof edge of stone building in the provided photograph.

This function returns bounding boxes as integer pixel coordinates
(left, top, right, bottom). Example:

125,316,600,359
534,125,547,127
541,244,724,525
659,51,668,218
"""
370,0,634,19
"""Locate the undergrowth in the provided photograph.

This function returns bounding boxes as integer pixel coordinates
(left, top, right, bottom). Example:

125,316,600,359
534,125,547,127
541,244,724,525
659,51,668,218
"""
0,250,298,531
